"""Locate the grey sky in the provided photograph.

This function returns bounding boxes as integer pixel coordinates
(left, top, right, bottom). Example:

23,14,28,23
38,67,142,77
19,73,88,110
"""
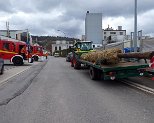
0,0,154,38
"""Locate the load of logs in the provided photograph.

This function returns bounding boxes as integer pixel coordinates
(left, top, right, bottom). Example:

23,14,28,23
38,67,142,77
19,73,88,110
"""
80,48,154,65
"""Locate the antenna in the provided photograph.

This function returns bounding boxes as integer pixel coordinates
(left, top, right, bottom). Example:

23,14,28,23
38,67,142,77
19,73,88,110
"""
6,21,10,37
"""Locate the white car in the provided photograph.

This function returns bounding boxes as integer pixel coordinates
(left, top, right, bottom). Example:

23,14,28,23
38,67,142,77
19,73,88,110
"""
54,52,60,57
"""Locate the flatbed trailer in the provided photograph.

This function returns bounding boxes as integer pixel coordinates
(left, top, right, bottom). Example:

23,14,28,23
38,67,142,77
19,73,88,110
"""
78,60,149,80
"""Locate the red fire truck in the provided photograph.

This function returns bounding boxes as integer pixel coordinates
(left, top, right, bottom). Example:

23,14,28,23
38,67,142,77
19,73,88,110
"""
0,36,33,66
31,45,44,61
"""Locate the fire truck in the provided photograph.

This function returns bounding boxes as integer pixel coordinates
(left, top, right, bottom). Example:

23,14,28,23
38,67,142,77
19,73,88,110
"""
0,36,33,66
31,45,44,61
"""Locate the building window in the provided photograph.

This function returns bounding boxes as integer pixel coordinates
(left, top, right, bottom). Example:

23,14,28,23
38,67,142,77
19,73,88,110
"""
120,32,123,35
104,32,106,34
104,36,106,39
110,32,116,34
16,34,18,40
55,46,57,51
59,46,61,51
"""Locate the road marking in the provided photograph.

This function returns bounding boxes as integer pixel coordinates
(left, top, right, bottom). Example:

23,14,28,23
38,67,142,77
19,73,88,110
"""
0,62,40,87
0,66,31,87
121,79,154,94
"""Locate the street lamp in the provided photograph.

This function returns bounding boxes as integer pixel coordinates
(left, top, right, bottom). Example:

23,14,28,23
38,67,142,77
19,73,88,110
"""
57,30,66,37
57,30,69,55
26,29,29,45
134,0,138,52
25,29,30,62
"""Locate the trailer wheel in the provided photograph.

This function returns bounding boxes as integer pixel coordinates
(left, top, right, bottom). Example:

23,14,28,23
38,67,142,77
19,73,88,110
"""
71,59,74,67
13,57,23,66
0,65,4,75
89,67,98,80
73,58,81,69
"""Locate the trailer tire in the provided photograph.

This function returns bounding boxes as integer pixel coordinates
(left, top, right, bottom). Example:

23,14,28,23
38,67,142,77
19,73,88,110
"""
71,59,74,67
73,58,81,69
13,57,23,66
89,67,98,80
0,65,4,75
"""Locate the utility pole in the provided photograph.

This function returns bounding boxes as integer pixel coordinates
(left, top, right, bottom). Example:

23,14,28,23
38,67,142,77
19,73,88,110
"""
6,21,10,37
26,29,30,62
134,0,138,52
131,32,134,49
57,30,66,37
57,30,69,55
27,29,29,45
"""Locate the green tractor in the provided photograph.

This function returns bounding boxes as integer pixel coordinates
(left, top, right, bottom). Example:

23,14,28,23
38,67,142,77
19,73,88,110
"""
71,41,94,69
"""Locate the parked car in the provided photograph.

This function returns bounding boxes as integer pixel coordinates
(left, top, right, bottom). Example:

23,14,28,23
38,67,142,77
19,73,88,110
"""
54,52,60,57
0,58,4,75
66,52,73,62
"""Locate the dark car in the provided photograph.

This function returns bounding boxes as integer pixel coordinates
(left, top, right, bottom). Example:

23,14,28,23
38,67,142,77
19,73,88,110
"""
0,58,4,75
66,52,73,62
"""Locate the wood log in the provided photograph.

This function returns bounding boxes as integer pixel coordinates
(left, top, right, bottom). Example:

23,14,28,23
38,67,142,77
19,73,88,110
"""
117,51,154,59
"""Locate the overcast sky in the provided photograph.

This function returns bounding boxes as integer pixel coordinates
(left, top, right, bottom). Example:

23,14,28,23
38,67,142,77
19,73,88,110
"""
0,0,154,39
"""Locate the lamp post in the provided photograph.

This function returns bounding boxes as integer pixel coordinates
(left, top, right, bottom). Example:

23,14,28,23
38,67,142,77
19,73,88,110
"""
57,30,66,37
134,0,138,52
26,29,30,62
26,29,29,45
57,30,69,55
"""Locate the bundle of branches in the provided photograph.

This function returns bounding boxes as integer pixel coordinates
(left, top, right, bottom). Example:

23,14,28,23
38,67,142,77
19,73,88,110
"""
80,48,122,65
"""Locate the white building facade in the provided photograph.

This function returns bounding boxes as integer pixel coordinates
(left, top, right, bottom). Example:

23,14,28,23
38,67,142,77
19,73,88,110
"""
85,11,103,44
52,40,73,55
103,26,126,44
0,30,32,44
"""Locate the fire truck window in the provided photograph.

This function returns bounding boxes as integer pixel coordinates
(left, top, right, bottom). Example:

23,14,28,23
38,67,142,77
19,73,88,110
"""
37,47,41,52
11,43,15,51
3,43,9,51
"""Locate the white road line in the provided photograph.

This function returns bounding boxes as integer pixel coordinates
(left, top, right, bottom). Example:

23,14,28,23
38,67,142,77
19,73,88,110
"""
0,62,40,87
121,80,154,94
0,66,32,87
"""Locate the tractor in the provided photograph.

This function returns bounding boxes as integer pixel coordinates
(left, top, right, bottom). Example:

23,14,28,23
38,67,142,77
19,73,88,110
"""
71,41,94,69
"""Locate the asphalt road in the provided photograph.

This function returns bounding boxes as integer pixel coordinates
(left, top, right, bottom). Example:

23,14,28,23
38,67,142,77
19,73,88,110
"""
0,56,154,123
4,64,16,71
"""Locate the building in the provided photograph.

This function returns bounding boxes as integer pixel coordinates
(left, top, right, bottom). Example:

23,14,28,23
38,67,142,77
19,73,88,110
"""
103,25,126,44
0,30,32,44
81,35,86,41
52,40,73,55
85,11,103,44
0,30,22,39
